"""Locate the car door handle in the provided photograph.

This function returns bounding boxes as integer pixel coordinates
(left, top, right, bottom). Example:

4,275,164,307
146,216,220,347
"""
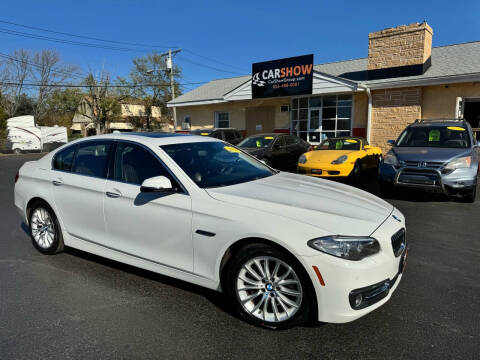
106,190,122,198
52,179,63,186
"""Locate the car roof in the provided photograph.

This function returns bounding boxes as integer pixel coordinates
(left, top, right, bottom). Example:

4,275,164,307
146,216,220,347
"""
70,132,221,147
245,133,282,138
409,120,469,128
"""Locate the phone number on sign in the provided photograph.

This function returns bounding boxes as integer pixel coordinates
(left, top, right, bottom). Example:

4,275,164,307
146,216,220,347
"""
272,82,299,89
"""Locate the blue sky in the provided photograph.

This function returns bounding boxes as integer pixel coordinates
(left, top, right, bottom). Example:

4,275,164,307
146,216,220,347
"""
1,0,479,92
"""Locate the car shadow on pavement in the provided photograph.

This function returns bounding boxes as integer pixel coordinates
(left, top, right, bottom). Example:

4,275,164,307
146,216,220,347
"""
328,168,455,203
21,221,324,329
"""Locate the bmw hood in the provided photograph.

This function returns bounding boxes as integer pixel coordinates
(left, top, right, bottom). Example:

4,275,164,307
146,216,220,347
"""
392,147,471,163
206,172,394,236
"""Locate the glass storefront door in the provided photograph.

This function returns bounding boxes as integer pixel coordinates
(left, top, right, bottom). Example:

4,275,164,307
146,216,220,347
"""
308,108,321,143
291,94,353,144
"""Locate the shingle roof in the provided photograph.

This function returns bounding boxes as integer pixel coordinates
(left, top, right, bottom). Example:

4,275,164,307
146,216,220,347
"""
173,75,250,104
170,41,480,105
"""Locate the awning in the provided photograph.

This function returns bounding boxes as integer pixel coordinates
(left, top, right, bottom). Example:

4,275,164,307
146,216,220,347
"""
70,123,82,131
109,122,134,130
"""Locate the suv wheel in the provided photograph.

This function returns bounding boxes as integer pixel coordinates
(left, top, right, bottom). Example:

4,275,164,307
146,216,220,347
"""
461,183,477,203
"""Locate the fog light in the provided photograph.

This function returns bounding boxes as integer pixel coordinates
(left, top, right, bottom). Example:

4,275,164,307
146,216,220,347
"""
354,293,363,307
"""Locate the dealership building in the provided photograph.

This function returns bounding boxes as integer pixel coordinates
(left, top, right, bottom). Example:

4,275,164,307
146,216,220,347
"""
168,22,480,152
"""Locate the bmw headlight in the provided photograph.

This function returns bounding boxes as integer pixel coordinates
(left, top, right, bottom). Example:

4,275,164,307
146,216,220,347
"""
331,155,348,165
298,154,307,164
383,152,399,166
444,156,471,171
307,236,380,261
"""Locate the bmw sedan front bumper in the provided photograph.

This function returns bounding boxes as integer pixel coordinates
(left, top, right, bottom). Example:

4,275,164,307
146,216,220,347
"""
301,209,406,323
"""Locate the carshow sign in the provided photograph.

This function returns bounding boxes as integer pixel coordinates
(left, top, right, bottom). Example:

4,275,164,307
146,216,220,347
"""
252,54,313,99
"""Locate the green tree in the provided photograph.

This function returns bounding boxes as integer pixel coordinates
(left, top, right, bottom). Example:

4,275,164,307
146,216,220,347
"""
123,52,183,129
78,72,121,134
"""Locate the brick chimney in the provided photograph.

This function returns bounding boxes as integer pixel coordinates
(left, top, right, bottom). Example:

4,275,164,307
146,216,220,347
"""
367,22,433,79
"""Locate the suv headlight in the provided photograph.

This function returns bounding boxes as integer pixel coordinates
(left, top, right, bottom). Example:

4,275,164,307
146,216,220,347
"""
444,156,471,171
384,152,399,166
331,155,348,164
308,236,380,261
298,154,307,164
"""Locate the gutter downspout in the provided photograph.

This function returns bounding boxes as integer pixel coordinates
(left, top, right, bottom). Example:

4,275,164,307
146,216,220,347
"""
366,87,372,143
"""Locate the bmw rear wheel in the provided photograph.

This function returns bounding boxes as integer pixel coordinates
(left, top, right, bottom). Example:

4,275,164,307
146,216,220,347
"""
29,200,64,254
226,244,314,329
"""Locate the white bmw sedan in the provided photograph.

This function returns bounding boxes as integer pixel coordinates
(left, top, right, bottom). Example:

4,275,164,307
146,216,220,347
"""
14,133,407,329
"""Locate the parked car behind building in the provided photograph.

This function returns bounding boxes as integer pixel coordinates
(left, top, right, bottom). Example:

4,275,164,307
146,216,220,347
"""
190,128,244,145
238,133,311,171
379,119,479,202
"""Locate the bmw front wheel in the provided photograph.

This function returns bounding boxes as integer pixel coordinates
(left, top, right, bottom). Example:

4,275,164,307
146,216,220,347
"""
226,244,314,329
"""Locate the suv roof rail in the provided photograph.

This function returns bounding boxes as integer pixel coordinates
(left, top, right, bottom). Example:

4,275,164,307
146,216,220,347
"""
414,118,467,124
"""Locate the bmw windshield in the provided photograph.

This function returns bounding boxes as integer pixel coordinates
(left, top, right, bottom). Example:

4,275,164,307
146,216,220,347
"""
161,142,276,188
396,126,471,148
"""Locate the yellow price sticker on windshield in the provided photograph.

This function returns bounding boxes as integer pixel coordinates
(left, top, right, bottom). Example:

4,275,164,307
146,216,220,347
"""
264,136,274,139
447,126,465,131
200,132,209,136
345,139,358,143
224,146,240,153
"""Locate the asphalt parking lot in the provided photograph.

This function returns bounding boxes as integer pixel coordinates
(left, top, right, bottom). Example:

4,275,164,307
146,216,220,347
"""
1,154,479,359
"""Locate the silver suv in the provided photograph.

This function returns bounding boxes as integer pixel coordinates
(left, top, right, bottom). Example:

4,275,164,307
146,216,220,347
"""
379,119,479,202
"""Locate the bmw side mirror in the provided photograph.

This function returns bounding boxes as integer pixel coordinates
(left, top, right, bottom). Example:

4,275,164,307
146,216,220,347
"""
140,176,173,192
387,140,395,146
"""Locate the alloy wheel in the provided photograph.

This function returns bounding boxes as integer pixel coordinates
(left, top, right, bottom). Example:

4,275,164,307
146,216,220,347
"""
236,256,303,323
31,208,55,249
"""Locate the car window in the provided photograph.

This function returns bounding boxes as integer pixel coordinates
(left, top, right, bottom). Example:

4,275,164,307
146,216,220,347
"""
211,131,223,139
53,145,76,172
72,141,111,178
238,135,275,148
224,131,236,141
114,142,171,186
162,141,275,188
396,126,471,148
284,136,297,146
318,138,361,150
274,136,286,147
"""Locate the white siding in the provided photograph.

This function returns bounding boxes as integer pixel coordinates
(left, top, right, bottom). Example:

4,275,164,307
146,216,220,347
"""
224,72,358,101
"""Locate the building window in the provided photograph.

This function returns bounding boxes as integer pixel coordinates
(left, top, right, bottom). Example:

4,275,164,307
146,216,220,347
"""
291,95,352,143
182,115,191,129
215,112,229,128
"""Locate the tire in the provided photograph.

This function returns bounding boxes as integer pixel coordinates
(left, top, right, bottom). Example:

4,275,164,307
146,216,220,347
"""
13,148,21,155
350,160,361,182
225,243,314,330
28,200,64,254
461,184,477,203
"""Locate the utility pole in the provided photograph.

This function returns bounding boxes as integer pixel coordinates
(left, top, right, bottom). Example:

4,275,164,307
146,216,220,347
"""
165,48,181,132
146,48,181,132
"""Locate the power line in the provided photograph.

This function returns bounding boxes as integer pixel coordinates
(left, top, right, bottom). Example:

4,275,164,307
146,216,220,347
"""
0,27,154,53
0,51,86,79
0,19,249,76
183,48,247,73
177,56,245,75
0,81,207,88
0,19,177,49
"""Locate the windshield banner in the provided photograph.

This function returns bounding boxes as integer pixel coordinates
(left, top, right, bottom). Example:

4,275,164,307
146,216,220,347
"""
252,54,313,99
